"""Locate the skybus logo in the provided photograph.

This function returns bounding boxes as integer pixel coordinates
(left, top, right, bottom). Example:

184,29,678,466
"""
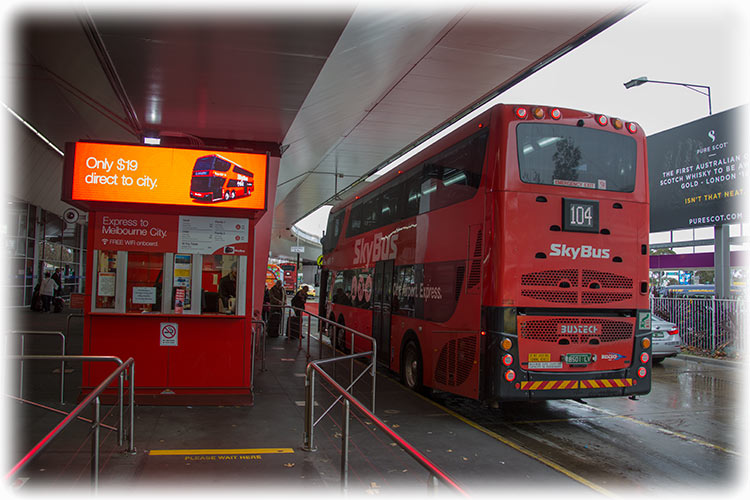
549,243,610,260
353,232,399,266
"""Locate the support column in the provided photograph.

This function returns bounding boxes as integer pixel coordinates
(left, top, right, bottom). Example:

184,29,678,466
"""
714,224,731,298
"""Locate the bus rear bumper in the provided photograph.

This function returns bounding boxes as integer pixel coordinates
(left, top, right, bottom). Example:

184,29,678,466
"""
492,368,650,402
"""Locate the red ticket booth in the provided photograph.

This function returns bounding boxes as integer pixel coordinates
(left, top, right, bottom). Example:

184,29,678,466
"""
63,141,275,404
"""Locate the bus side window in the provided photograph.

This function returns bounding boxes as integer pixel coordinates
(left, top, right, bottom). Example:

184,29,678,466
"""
403,173,421,219
347,203,363,237
362,197,379,232
379,183,402,227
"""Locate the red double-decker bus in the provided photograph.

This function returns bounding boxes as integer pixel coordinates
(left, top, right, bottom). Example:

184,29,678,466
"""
190,154,254,202
279,262,297,293
320,103,652,403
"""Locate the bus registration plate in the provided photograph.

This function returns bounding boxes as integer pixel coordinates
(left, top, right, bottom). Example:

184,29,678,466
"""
564,353,592,365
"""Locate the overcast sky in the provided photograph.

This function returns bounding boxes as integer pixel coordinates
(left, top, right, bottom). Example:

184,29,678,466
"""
296,0,749,237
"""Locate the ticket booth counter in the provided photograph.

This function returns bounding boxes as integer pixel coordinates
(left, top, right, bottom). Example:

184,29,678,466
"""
63,141,273,404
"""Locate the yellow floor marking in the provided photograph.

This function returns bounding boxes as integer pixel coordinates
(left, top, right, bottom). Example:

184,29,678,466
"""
148,448,294,456
406,389,618,498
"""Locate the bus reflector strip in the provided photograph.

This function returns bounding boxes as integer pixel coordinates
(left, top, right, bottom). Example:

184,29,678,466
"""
518,379,635,390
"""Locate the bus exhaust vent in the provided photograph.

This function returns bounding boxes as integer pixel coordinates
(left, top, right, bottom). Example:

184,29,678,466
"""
467,229,483,289
521,268,634,305
455,265,465,303
519,318,633,344
521,269,578,287
435,336,476,387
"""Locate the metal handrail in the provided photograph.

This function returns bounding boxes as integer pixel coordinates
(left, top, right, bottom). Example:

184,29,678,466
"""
5,355,135,492
305,360,468,496
303,351,374,450
267,304,378,412
66,313,84,338
7,330,66,404
250,319,266,392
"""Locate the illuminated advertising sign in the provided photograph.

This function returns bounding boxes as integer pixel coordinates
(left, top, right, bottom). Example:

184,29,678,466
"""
64,142,267,210
648,105,746,231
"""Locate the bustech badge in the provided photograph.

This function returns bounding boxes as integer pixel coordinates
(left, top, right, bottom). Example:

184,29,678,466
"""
549,243,610,260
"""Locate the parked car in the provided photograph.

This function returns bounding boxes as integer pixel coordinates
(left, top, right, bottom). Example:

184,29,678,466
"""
651,315,681,364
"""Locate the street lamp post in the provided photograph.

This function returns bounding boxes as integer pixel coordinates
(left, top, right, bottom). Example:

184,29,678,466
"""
623,76,712,115
624,76,731,298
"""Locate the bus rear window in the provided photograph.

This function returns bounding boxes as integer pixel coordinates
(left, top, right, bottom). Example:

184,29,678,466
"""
517,123,637,192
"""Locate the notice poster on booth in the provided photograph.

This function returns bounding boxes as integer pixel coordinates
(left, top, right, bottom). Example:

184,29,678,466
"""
177,216,249,255
94,212,178,253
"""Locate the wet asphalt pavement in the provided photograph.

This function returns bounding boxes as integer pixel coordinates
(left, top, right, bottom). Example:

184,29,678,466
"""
428,355,743,494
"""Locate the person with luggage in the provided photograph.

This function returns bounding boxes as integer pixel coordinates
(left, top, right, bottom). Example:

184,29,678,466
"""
267,280,285,337
289,285,309,339
39,271,59,313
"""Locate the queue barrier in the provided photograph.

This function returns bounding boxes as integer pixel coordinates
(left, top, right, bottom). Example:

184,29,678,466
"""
5,355,136,492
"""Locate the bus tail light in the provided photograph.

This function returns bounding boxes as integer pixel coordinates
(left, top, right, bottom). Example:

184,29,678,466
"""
515,107,528,119
550,108,562,120
502,354,513,366
596,115,608,126
501,338,513,351
612,118,623,129
504,370,516,382
641,338,651,349
627,122,638,134
640,352,650,364
637,367,647,378
532,107,545,119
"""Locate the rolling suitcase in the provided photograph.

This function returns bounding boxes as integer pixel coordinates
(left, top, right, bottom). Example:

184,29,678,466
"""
287,315,301,339
267,312,281,337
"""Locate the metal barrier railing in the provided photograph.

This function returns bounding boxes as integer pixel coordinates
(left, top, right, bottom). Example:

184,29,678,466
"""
262,302,463,494
651,296,746,355
66,312,84,338
303,359,468,496
250,319,266,392
5,355,135,492
6,331,66,404
265,303,378,413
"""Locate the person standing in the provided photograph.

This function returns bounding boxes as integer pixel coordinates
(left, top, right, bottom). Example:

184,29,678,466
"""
39,271,59,313
289,285,308,339
218,261,237,313
291,285,309,316
51,268,62,297
267,280,286,337
269,280,285,308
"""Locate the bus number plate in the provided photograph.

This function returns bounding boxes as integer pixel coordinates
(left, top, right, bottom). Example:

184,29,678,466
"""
562,198,599,233
564,353,592,365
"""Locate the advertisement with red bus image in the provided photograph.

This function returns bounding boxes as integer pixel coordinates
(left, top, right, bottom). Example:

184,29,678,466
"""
320,103,652,403
190,154,255,203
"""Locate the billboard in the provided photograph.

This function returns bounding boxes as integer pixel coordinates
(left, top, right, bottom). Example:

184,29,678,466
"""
647,105,747,232
64,142,268,210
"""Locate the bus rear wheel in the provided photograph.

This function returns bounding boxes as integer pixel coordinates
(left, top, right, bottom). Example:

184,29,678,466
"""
401,340,426,393
224,192,231,201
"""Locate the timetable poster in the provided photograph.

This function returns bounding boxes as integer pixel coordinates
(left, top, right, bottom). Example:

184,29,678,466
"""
177,216,250,255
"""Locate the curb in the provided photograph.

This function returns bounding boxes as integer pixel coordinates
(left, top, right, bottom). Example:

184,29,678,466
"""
675,352,743,367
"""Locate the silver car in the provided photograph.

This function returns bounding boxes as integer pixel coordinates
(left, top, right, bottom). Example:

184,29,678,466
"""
651,315,681,364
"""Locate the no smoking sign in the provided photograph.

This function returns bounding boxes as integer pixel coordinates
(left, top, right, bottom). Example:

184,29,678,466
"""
160,322,178,346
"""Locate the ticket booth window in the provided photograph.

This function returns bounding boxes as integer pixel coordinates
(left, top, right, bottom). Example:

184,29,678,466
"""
126,252,164,313
201,254,239,314
95,250,118,309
